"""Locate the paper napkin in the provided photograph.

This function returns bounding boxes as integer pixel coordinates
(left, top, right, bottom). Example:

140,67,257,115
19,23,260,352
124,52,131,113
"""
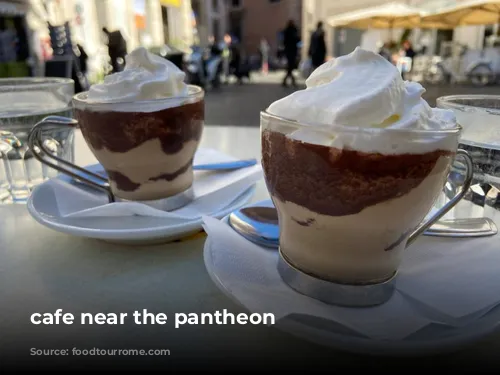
42,148,263,220
201,207,500,341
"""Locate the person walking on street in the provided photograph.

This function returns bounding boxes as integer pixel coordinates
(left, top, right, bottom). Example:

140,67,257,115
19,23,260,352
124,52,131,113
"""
308,21,326,70
398,40,416,79
102,27,127,73
260,38,270,74
222,33,232,83
282,20,299,87
76,43,88,75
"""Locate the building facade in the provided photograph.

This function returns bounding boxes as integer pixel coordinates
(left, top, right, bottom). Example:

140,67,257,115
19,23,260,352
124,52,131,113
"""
191,0,228,46
302,0,402,60
227,0,302,59
0,1,33,77
25,0,194,80
303,0,496,60
411,0,494,53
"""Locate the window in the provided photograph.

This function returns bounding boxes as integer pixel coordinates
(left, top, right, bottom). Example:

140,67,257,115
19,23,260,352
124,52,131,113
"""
213,19,220,41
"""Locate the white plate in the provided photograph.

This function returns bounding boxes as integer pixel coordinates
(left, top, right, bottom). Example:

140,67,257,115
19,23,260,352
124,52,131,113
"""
27,178,256,245
203,215,500,357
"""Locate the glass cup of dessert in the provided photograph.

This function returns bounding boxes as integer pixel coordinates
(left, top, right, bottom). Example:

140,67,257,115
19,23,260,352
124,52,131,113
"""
261,48,473,307
27,47,204,211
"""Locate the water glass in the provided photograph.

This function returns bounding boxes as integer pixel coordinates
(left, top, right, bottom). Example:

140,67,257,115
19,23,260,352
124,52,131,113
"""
0,78,74,203
437,95,500,218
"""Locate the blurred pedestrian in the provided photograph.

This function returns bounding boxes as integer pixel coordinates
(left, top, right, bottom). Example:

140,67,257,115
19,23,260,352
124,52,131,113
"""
102,27,127,73
308,21,326,70
282,19,299,87
398,40,416,78
260,38,270,74
401,40,416,60
222,33,232,83
74,43,87,73
229,40,244,84
378,41,392,62
207,35,221,56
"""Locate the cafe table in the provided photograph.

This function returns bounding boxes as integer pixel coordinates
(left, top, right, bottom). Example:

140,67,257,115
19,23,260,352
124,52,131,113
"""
0,126,499,371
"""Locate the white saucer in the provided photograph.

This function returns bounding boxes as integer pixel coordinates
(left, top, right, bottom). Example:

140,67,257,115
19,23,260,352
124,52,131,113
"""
203,215,500,357
27,178,256,245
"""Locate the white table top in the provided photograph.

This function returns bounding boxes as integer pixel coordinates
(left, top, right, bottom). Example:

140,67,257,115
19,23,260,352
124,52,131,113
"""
1,126,499,369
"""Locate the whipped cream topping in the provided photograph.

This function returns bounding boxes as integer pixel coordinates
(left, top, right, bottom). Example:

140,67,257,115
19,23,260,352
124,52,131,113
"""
267,47,457,154
86,47,188,104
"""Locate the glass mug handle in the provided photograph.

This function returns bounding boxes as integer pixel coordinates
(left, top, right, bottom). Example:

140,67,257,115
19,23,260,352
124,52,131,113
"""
28,116,115,202
0,131,31,201
405,149,474,248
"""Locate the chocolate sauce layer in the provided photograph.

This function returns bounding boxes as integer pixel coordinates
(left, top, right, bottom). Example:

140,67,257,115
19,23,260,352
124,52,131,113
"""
262,130,454,216
75,100,204,154
149,157,193,182
107,171,140,192
107,157,193,192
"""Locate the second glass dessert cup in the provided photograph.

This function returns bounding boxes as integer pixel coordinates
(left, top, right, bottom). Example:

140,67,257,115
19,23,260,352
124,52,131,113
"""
260,110,473,307
437,95,500,220
27,85,204,211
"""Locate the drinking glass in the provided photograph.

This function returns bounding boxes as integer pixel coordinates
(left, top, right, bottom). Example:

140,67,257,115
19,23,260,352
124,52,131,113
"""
0,78,74,203
437,95,500,220
261,110,473,306
27,85,204,211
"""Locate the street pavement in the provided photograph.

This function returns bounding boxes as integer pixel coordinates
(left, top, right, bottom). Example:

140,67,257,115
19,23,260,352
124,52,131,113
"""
204,72,305,126
204,71,500,127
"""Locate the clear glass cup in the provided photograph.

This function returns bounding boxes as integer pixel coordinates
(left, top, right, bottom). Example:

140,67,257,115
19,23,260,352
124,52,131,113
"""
28,85,205,211
260,110,472,286
0,78,74,203
437,95,500,219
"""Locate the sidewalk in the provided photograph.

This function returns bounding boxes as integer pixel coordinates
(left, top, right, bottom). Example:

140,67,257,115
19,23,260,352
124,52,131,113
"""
204,71,305,127
205,70,500,127
248,70,306,85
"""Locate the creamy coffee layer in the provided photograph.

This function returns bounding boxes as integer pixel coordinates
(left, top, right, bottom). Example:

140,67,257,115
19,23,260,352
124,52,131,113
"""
108,165,193,201
261,129,454,217
95,139,198,200
75,100,203,199
274,153,450,284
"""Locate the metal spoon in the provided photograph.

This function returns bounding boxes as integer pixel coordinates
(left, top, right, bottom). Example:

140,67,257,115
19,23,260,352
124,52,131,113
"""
228,200,498,249
229,204,279,248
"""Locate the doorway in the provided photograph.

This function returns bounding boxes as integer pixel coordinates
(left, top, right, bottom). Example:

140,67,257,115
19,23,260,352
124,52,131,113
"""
334,28,364,57
435,29,454,56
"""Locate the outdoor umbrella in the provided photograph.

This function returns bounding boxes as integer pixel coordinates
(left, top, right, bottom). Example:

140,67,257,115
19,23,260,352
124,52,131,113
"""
326,2,423,30
419,0,500,29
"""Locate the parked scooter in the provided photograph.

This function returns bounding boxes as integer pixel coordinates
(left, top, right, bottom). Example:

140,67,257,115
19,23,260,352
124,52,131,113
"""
184,44,223,89
424,43,496,86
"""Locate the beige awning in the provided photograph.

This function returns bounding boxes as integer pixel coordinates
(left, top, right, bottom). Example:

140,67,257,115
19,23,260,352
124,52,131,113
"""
327,2,422,29
160,0,181,7
419,0,500,29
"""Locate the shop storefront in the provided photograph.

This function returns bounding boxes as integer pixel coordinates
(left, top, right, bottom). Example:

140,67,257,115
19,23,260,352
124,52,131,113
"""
21,0,193,81
0,1,32,77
